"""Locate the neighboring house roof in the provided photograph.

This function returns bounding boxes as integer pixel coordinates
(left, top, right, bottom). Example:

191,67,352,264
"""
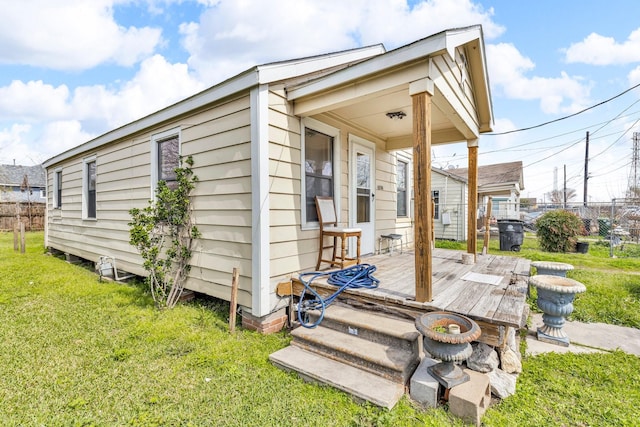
0,164,46,188
432,167,468,184
448,161,524,195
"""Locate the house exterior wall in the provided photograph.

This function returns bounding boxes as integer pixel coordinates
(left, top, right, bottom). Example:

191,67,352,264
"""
46,94,255,309
432,170,468,241
265,97,416,298
0,186,46,203
431,47,480,132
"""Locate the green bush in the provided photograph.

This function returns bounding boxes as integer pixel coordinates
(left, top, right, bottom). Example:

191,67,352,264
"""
536,210,585,252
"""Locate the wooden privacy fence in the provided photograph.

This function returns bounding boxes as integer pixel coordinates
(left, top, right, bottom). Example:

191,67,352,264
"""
0,202,45,231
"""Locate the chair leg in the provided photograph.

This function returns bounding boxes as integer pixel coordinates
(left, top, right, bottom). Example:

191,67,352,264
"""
356,234,361,265
316,234,323,270
331,236,338,266
340,236,347,269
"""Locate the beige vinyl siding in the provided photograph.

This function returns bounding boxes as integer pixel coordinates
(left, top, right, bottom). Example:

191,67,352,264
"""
267,88,318,277
46,135,149,275
431,48,479,131
267,98,416,283
432,171,468,241
46,94,255,308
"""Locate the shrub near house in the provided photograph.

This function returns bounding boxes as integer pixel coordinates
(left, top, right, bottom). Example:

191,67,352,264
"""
536,210,585,252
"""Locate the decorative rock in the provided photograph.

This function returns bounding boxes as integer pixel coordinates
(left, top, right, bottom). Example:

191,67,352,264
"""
499,347,522,374
507,328,518,354
487,369,517,399
467,343,499,373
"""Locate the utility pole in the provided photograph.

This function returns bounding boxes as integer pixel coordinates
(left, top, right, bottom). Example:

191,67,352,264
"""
563,164,567,209
584,131,589,206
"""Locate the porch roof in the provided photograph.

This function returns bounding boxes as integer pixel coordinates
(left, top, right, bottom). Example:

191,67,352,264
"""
287,25,493,149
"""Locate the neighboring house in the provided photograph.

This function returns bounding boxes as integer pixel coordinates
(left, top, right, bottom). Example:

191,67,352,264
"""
43,26,493,330
449,161,524,221
0,164,46,203
432,167,468,241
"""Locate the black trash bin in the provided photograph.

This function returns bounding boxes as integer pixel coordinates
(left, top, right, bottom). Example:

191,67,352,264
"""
497,219,524,251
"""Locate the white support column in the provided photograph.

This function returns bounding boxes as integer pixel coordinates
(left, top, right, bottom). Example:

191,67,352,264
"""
250,84,271,317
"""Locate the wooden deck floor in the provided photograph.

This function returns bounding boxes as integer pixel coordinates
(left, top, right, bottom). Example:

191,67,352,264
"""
292,248,531,347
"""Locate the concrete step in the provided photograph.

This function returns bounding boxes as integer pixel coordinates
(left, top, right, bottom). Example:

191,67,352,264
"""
269,345,405,409
291,324,419,383
306,304,420,353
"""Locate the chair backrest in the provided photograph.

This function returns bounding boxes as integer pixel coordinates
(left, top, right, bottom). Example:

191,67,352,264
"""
315,196,337,226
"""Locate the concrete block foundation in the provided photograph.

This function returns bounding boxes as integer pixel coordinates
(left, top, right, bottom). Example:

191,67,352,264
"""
448,368,491,427
409,357,441,408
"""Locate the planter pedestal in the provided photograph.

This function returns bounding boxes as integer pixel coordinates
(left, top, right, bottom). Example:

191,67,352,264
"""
529,275,586,347
415,312,481,388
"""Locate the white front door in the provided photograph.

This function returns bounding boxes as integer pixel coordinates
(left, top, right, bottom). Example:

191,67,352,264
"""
349,135,375,255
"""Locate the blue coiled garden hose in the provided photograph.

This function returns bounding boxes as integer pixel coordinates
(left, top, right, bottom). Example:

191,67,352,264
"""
297,263,380,328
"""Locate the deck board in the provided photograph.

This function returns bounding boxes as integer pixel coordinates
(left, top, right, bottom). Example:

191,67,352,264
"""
301,248,530,331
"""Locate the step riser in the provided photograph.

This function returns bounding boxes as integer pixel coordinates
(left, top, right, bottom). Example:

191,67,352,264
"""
307,314,419,354
291,336,418,383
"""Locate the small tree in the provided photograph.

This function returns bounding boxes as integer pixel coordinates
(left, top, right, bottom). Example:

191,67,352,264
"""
129,156,200,308
536,210,585,253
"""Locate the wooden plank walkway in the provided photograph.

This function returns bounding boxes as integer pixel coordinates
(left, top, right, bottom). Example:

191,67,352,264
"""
298,248,530,332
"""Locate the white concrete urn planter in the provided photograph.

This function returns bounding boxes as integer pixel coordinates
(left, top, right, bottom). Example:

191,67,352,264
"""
530,275,586,346
415,311,481,388
531,261,574,277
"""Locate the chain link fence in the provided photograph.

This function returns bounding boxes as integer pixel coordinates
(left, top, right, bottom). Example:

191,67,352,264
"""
431,198,640,258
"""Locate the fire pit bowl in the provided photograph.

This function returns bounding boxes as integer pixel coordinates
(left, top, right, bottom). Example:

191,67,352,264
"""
415,311,481,388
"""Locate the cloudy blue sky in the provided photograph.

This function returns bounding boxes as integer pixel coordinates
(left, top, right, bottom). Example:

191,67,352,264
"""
1,0,639,202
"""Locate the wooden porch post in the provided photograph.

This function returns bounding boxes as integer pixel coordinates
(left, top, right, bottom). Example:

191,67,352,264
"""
467,140,479,260
411,79,434,302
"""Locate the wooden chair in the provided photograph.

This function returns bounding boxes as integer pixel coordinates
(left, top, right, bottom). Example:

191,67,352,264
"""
315,196,361,270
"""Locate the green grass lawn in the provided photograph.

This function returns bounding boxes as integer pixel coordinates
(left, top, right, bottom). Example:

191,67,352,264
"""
1,232,639,426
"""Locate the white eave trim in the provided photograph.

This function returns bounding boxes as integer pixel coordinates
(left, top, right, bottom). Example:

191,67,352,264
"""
288,26,483,101
43,70,259,168
42,45,386,170
257,44,385,84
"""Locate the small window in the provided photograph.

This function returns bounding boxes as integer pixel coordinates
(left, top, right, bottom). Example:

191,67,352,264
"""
158,135,179,188
432,190,440,220
54,170,62,209
85,160,96,219
397,160,408,217
87,161,96,218
40,188,46,199
304,128,334,223
151,128,181,195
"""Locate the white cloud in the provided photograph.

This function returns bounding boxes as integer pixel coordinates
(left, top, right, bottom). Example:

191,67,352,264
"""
564,28,640,65
0,81,70,121
487,43,592,114
39,121,96,160
0,0,162,70
181,0,505,84
629,65,640,88
0,124,33,165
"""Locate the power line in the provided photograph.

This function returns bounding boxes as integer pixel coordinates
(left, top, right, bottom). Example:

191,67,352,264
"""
485,82,640,136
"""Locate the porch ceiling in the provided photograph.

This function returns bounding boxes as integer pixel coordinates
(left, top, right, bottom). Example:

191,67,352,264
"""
293,80,471,150
328,84,464,147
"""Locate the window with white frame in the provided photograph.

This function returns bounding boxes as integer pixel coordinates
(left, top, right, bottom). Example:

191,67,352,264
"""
54,169,62,208
301,119,339,227
151,128,181,194
83,157,97,219
397,159,408,217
